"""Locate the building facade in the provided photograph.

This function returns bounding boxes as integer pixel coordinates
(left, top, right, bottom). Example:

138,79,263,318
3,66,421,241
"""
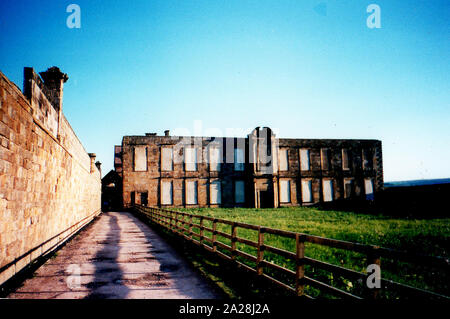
117,127,383,208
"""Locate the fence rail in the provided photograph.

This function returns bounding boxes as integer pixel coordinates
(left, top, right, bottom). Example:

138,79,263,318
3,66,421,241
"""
133,205,449,300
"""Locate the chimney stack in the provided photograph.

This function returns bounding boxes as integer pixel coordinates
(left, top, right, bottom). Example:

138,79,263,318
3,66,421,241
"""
88,153,96,173
95,161,102,176
39,67,69,112
39,67,68,140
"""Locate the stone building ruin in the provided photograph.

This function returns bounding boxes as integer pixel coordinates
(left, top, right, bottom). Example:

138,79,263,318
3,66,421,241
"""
114,127,383,209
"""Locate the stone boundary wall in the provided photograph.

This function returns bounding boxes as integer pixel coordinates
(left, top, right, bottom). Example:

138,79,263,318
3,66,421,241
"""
0,69,101,286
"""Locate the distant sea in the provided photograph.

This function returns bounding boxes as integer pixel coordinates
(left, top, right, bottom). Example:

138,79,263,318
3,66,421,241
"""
384,178,450,188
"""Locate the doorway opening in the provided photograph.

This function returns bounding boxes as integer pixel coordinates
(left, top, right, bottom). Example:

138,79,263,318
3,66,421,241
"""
259,190,273,208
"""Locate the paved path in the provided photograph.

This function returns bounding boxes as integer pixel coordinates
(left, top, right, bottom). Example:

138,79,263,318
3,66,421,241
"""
8,212,220,299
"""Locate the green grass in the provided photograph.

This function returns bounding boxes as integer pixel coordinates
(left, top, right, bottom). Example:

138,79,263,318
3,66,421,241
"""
173,207,449,299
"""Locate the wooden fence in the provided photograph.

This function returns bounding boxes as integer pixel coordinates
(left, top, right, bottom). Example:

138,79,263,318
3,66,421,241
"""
133,205,449,300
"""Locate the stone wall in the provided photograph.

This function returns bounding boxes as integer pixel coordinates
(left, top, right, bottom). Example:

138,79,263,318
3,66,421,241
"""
120,131,383,209
276,138,383,206
122,135,246,208
0,68,101,286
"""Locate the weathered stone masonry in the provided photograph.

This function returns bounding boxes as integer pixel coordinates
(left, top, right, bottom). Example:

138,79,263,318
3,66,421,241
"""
119,127,383,209
0,67,101,286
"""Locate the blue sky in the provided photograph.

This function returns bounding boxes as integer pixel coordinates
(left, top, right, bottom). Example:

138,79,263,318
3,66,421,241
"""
0,0,449,181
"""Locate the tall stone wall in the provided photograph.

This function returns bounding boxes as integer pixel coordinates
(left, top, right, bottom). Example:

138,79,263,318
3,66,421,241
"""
0,69,101,286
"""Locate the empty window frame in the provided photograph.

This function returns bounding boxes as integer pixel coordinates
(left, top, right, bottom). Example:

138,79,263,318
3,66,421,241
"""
362,149,374,170
256,140,271,171
322,179,333,202
161,181,173,205
185,147,197,171
364,178,374,200
130,191,136,205
279,149,289,171
301,179,312,203
234,180,245,203
234,148,245,171
140,192,148,206
279,179,291,203
342,148,351,170
186,180,198,205
300,149,310,171
209,147,221,172
161,147,173,171
133,146,147,171
321,148,331,171
343,178,354,199
210,180,222,204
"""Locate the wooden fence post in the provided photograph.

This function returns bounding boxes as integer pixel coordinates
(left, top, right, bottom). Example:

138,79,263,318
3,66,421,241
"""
199,216,204,245
181,214,185,235
171,211,175,231
212,219,217,252
295,234,305,296
189,215,193,240
174,211,178,233
256,227,265,275
231,223,237,261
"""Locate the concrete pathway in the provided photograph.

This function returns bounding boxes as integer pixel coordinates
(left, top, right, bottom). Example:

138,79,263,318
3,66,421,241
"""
7,211,220,299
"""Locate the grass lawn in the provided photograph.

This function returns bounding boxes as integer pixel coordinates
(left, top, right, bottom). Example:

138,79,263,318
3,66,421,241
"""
175,207,449,299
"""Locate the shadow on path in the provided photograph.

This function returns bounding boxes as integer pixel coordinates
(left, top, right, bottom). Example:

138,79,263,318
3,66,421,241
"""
85,213,130,299
128,211,223,298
